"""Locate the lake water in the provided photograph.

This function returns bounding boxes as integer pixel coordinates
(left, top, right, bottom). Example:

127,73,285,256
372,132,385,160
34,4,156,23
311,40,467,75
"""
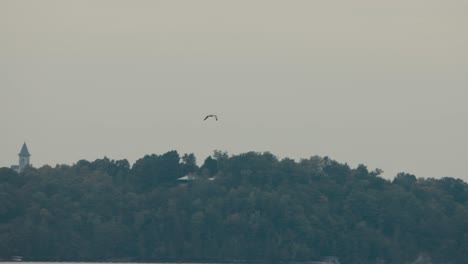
2,262,238,264
1,260,340,264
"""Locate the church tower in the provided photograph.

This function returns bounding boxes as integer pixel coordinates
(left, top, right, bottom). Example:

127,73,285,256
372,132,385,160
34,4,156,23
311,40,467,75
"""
18,142,31,172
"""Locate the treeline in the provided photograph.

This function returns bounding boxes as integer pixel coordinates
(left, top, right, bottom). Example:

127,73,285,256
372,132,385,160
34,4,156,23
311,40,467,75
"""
0,151,467,263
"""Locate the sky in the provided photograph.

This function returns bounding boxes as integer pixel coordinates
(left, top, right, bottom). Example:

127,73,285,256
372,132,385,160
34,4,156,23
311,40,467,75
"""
1,0,467,181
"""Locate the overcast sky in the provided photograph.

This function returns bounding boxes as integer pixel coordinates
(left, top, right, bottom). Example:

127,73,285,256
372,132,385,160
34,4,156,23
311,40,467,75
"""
1,0,467,180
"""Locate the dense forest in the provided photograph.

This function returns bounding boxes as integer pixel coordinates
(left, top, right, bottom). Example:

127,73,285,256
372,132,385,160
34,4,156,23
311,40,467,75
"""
0,151,467,263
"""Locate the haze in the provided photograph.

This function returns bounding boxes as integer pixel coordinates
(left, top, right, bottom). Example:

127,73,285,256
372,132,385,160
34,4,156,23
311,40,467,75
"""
1,0,467,180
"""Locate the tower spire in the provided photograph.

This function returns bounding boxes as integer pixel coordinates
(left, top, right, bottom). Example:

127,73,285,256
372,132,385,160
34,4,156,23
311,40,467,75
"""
19,142,31,157
18,142,31,172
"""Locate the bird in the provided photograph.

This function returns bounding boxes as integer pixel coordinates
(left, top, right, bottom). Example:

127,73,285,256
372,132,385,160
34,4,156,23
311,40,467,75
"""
204,114,218,121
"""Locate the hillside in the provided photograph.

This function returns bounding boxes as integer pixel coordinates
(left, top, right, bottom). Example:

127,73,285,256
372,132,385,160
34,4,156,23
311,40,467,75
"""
0,151,467,263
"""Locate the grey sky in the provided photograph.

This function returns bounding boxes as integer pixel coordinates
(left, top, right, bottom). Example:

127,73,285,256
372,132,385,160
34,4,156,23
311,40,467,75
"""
1,0,467,180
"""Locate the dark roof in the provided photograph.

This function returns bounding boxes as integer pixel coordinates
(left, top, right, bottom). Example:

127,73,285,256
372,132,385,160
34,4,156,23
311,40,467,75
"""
19,143,30,156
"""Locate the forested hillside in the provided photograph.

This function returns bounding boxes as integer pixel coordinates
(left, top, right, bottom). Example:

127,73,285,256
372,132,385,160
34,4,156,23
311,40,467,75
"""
1,151,467,263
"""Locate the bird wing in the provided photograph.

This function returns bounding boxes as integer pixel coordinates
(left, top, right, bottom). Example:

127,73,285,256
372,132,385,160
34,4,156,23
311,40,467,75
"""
203,114,218,121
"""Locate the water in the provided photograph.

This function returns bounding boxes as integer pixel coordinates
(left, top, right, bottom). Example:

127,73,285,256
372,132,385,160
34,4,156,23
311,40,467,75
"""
2,262,217,264
2,262,242,264
1,261,340,264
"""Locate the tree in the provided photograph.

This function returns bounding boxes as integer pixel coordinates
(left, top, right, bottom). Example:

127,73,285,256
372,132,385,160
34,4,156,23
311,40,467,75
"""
393,173,417,190
132,151,182,189
181,153,198,175
1,151,467,263
200,156,218,176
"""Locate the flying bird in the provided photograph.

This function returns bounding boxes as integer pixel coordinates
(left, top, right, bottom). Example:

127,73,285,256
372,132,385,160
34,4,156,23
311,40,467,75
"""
204,114,218,121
